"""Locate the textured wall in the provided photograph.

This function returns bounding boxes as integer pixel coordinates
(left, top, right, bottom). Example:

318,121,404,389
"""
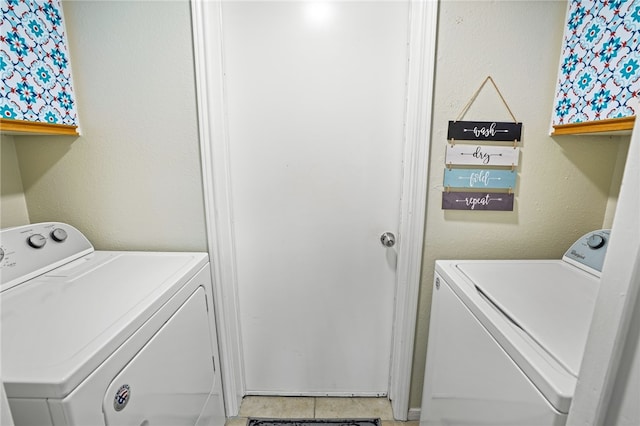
13,0,206,251
410,0,630,408
1,136,30,228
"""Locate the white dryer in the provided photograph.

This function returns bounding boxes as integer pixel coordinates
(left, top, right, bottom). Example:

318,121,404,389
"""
0,222,226,426
421,230,610,426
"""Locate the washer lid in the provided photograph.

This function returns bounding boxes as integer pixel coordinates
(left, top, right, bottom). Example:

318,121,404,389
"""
457,261,599,377
0,251,208,399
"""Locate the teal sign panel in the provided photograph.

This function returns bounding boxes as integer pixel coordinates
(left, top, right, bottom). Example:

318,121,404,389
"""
443,168,516,189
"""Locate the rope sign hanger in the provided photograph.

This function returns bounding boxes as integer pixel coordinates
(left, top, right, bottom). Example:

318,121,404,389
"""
455,76,519,123
446,76,522,143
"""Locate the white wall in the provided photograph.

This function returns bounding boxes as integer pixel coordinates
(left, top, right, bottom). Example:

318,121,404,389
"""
12,0,206,251
568,119,640,426
602,141,631,228
1,136,30,228
411,0,630,408
0,383,14,426
604,283,640,425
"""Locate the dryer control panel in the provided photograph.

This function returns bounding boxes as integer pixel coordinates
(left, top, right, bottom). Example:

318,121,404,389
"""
562,229,611,277
0,222,94,292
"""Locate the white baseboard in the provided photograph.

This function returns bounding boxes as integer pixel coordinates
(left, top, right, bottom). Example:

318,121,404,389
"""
407,408,421,421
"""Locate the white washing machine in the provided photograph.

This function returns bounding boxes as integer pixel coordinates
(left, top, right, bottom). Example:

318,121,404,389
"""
0,222,226,426
420,230,611,426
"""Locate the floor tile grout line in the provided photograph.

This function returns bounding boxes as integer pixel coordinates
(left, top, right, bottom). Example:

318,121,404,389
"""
229,396,406,425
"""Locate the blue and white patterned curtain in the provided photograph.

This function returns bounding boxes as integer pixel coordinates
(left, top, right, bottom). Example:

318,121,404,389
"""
553,0,640,125
1,0,78,126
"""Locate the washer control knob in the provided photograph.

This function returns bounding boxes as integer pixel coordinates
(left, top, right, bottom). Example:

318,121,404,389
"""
0,248,4,262
28,234,47,249
51,228,68,242
587,234,605,249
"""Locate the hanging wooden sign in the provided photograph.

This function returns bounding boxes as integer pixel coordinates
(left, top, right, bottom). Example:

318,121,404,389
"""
442,191,514,211
443,168,517,189
446,144,519,167
447,121,522,141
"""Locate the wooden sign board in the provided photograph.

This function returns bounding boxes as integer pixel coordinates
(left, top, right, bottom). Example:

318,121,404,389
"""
446,144,520,167
443,168,517,190
447,121,522,141
442,191,514,211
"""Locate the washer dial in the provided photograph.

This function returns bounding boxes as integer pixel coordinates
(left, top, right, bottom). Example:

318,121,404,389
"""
27,234,47,249
587,234,605,249
51,228,68,242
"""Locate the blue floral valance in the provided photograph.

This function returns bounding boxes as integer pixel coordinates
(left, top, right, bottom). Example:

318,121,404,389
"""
552,0,640,125
1,0,78,126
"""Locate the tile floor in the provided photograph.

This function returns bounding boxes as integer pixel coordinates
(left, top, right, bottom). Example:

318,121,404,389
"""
225,396,418,426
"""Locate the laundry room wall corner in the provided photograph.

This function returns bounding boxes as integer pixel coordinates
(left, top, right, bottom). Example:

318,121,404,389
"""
12,0,207,252
1,136,30,228
411,0,625,412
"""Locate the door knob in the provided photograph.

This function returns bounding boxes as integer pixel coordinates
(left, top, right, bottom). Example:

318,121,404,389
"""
380,232,396,248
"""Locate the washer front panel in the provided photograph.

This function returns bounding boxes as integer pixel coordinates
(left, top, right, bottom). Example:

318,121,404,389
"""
422,274,566,424
457,261,599,377
1,251,208,398
102,287,215,425
435,260,584,414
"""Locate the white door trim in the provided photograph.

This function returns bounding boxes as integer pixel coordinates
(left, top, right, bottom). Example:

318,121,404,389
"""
190,0,438,419
389,0,438,420
191,0,245,416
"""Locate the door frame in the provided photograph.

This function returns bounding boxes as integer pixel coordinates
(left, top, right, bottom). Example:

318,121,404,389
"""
190,0,438,419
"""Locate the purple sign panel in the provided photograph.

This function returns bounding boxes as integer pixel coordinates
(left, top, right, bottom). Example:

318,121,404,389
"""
442,191,514,211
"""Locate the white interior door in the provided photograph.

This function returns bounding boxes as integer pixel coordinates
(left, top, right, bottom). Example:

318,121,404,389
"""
222,1,410,395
